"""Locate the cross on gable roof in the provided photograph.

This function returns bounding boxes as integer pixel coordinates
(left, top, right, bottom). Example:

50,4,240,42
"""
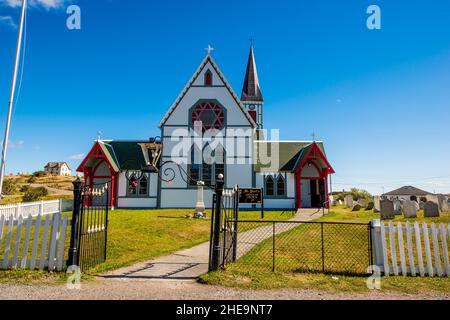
158,54,257,128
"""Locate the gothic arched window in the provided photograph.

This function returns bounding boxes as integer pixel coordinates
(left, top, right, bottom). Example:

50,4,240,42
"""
188,143,225,187
128,175,138,195
127,173,149,197
276,175,285,196
204,70,212,86
265,175,274,196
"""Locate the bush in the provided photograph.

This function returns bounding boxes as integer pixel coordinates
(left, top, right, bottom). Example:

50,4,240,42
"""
27,175,37,183
335,188,372,202
32,170,47,177
22,187,49,202
2,179,17,195
19,185,31,193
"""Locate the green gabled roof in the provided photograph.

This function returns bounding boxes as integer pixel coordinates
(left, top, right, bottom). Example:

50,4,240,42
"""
254,141,325,172
100,140,150,171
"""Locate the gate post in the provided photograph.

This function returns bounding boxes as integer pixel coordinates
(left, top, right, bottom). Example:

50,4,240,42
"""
210,173,224,271
68,177,83,267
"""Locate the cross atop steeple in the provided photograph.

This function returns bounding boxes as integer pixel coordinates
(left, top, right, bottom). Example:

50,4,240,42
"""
205,44,214,55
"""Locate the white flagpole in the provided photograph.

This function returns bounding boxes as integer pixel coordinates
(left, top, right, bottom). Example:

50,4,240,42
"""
0,0,27,197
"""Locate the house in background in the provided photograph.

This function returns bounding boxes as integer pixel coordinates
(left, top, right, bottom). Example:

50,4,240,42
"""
382,186,434,202
44,162,72,176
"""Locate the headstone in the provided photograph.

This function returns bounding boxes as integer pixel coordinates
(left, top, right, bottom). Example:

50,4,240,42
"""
426,195,440,209
437,195,449,212
419,201,425,210
393,199,402,215
351,204,362,212
373,196,381,213
338,199,343,205
413,200,420,212
365,202,374,211
380,199,394,220
423,201,440,218
357,199,368,208
344,195,353,208
402,200,417,218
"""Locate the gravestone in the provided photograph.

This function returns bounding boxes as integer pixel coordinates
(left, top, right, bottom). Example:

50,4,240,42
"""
344,195,353,208
393,199,402,215
402,200,417,218
373,196,381,213
338,199,343,205
437,195,449,212
426,195,440,209
423,201,440,218
351,204,362,212
357,199,368,208
419,201,425,210
366,202,374,211
380,199,394,220
413,200,420,212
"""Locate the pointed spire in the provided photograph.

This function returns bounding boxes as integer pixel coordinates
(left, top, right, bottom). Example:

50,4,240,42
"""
241,44,263,102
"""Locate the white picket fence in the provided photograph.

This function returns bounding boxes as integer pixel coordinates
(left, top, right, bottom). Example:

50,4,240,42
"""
371,220,450,277
0,199,72,220
0,213,70,271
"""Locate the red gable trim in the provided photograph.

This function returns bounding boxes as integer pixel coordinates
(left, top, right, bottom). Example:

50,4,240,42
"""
76,141,117,173
294,142,335,175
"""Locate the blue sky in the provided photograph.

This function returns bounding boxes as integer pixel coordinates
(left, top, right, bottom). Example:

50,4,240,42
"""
0,0,449,195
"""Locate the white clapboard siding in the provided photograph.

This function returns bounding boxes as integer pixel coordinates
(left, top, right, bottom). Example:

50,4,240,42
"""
0,213,70,272
373,220,450,277
0,199,73,220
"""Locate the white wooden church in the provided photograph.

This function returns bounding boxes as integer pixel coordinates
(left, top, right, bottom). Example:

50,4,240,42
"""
77,46,335,210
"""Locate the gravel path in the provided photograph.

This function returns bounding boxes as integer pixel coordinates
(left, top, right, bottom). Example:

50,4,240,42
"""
0,279,448,300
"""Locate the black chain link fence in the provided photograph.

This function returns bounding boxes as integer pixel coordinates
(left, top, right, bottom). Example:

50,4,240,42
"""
224,220,373,275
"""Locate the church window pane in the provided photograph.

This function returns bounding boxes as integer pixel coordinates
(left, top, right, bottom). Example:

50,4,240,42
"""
204,70,212,86
191,101,225,132
128,175,138,195
277,175,285,196
139,176,148,195
265,176,274,196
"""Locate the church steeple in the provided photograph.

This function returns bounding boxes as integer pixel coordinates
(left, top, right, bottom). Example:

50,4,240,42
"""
241,45,263,102
241,44,264,129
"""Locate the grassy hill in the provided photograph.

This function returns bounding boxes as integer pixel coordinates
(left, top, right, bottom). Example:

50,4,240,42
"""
1,173,76,205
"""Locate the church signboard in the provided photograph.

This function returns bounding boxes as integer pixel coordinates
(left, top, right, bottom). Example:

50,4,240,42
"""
238,188,264,218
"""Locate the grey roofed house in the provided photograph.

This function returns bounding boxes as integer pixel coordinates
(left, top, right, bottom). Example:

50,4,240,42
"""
382,186,434,197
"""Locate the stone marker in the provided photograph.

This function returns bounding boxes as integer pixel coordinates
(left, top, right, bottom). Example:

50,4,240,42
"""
380,199,394,220
419,201,425,210
413,200,420,212
393,199,402,215
373,196,381,213
357,199,368,208
344,195,353,208
402,200,418,218
366,202,374,211
351,204,362,212
338,200,343,205
424,201,440,218
437,195,449,212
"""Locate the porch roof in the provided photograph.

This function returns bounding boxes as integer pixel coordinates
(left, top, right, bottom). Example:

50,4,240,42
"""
254,141,328,172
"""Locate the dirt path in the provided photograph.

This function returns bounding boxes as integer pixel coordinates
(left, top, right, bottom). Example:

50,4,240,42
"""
0,280,448,300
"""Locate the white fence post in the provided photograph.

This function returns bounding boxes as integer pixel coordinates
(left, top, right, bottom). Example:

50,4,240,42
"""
370,219,384,269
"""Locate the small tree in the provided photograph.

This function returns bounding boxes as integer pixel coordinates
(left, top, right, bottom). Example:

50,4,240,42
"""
32,170,47,177
2,179,17,195
22,187,49,202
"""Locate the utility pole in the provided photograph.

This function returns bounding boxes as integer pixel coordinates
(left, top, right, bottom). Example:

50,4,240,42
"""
0,0,27,197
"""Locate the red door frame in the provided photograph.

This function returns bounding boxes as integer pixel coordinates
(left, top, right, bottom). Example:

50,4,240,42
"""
294,143,335,209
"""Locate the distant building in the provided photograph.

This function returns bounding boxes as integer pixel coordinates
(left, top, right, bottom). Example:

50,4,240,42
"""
44,162,72,176
382,186,434,202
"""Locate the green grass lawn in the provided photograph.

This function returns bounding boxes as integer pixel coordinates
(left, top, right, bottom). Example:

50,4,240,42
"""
200,206,450,293
0,208,290,284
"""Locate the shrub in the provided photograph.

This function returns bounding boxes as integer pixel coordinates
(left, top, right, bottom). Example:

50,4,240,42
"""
22,187,49,202
32,170,47,177
19,185,31,193
27,175,37,183
2,179,17,195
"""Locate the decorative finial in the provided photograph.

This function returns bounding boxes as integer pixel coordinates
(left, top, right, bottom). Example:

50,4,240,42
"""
97,131,103,141
249,37,254,47
205,44,214,55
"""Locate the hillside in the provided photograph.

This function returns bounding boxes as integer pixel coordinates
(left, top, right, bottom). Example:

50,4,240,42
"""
1,174,76,205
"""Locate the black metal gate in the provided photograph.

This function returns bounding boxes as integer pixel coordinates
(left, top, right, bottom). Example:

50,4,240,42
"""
68,178,109,271
208,176,239,271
